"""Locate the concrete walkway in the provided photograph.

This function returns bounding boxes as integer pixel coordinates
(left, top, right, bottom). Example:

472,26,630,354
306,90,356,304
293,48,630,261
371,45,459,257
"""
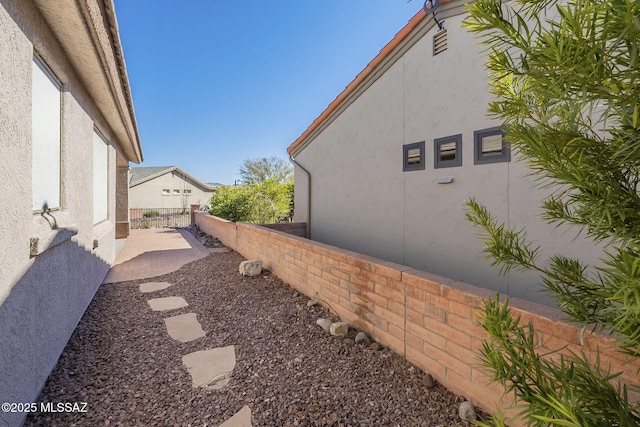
103,228,210,284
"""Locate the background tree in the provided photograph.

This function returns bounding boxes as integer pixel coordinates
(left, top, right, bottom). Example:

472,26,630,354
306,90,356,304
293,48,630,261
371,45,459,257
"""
239,156,292,185
463,0,640,424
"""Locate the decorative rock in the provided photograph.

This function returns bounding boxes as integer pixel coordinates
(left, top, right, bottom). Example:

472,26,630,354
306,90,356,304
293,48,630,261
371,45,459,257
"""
239,260,262,276
292,292,299,298
343,338,355,345
423,373,435,388
219,405,252,427
329,322,349,337
316,318,332,332
307,299,319,307
370,342,383,351
354,332,371,346
458,401,477,422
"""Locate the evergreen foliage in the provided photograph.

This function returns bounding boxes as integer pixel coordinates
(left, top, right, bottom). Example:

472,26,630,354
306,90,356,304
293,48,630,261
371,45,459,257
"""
463,0,640,423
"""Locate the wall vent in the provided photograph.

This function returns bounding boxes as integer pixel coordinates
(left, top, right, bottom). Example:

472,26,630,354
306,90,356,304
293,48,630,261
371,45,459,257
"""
433,29,448,56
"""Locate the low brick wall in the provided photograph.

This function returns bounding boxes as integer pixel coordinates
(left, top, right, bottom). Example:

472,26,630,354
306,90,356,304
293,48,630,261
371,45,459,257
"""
195,212,640,419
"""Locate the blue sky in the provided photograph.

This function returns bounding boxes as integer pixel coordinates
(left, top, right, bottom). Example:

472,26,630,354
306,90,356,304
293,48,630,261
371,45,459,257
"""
114,1,423,185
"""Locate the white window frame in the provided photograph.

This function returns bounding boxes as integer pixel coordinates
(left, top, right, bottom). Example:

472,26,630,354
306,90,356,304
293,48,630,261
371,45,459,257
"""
32,55,61,211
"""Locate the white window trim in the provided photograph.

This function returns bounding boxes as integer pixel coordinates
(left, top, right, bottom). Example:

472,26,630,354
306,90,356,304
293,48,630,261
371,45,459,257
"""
32,55,62,212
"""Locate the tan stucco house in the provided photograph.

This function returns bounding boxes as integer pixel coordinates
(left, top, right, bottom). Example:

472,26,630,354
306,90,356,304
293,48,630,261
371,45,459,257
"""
129,166,218,211
287,0,603,306
0,0,142,424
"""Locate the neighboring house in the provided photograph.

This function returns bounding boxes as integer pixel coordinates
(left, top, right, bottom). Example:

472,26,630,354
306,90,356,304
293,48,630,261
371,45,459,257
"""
129,166,218,210
287,0,603,305
0,1,142,425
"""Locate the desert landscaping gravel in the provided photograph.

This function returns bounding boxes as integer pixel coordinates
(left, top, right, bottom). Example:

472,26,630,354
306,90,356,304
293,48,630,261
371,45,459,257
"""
26,239,485,426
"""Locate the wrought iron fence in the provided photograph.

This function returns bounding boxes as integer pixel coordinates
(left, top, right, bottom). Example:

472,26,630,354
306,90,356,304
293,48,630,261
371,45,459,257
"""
130,208,191,229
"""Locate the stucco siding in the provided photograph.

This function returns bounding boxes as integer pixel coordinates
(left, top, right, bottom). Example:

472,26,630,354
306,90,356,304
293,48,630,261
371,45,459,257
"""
297,63,406,264
130,172,214,210
0,1,138,425
291,10,604,305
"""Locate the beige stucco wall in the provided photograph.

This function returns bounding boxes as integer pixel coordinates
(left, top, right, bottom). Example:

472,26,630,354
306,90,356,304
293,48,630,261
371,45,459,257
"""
129,172,214,210
292,8,603,305
0,1,134,425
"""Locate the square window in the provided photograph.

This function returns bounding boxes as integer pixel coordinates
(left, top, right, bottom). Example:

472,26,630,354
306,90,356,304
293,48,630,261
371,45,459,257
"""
434,134,462,168
474,127,510,164
162,189,170,196
173,189,180,195
403,141,425,171
183,189,192,194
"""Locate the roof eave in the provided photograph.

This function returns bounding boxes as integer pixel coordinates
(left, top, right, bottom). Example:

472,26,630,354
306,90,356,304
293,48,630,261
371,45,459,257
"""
33,0,143,164
287,0,462,158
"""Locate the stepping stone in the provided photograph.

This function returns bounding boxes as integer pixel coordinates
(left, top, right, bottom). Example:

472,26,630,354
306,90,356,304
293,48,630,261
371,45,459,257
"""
164,313,206,342
139,281,173,293
219,405,252,427
147,296,188,311
182,346,236,390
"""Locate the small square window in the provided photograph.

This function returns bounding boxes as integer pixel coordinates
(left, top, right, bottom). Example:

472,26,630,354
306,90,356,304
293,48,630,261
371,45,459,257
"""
183,189,192,194
162,189,170,196
403,141,425,171
474,127,510,164
173,189,180,195
434,134,462,168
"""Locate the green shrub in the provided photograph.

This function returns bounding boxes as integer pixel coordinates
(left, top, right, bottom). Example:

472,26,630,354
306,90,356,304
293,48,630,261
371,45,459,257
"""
209,180,293,224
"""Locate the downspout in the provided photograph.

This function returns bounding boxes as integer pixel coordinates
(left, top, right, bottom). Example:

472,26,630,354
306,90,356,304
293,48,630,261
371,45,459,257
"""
288,155,311,239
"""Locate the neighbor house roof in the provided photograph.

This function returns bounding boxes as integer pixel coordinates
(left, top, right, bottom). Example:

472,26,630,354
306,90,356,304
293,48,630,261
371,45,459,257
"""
287,2,456,157
33,0,143,164
130,166,219,191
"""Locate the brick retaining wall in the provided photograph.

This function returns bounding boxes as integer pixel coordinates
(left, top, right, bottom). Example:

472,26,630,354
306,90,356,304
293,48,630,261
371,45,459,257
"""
195,212,640,420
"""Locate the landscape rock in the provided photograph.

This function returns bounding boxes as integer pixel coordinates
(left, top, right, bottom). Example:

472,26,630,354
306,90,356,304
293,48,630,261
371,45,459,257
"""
239,260,262,276
329,322,349,337
307,298,319,307
30,249,487,426
355,332,371,345
370,342,383,351
184,225,225,248
458,401,477,422
316,318,332,332
343,338,355,345
423,373,435,388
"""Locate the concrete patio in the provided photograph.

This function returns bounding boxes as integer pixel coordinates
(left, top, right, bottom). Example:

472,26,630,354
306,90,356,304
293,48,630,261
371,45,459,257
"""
103,228,210,284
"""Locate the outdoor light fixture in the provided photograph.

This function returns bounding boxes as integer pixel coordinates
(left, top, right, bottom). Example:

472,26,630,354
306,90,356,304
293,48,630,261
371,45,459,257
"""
423,0,444,31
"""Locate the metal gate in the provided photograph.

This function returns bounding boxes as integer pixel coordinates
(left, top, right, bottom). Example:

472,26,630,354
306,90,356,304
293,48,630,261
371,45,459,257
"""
130,208,190,229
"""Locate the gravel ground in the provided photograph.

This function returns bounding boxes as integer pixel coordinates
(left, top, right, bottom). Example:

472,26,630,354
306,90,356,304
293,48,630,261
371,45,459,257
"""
26,237,486,426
